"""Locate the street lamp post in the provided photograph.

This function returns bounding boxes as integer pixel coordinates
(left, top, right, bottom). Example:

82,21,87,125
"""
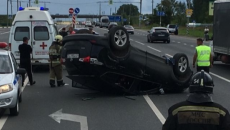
160,0,162,27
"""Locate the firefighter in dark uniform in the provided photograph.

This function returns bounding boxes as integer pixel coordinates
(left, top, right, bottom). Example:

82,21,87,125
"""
49,35,65,87
162,70,230,130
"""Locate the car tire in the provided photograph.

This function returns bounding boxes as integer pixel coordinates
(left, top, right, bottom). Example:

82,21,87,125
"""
167,40,170,43
10,97,19,116
173,53,189,76
109,26,130,51
19,94,22,103
132,32,134,35
147,37,150,43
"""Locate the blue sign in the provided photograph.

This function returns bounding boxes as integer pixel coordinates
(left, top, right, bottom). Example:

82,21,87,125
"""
75,8,80,14
123,18,127,22
157,11,165,16
108,15,121,22
69,14,73,18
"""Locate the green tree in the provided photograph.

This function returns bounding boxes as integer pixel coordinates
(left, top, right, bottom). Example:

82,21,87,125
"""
174,1,187,25
116,4,139,16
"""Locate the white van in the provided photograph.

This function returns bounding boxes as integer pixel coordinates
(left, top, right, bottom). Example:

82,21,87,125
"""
9,7,58,65
100,16,110,28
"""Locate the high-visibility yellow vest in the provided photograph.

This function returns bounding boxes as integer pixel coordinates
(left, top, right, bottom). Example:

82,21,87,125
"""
196,45,211,66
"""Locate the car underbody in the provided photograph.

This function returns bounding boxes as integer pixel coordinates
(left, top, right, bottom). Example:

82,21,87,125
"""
61,26,193,94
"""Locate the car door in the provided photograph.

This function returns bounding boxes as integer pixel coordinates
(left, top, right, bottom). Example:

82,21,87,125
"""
10,53,22,94
11,22,32,61
31,21,51,59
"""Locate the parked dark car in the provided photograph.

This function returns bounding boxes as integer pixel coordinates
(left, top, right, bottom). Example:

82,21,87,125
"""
147,27,170,43
61,26,192,94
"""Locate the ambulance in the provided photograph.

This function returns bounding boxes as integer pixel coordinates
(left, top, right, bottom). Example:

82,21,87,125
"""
8,7,58,65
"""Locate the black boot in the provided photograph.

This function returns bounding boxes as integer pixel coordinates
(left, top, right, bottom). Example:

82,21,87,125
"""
50,80,56,87
57,80,65,87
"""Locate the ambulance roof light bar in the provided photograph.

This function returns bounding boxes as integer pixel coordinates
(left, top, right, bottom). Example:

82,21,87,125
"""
18,7,48,11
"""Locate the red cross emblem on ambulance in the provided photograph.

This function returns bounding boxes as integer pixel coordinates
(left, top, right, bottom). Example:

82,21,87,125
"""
40,42,47,50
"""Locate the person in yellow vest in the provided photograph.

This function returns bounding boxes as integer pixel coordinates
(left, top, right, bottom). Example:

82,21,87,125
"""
49,35,65,87
193,38,213,73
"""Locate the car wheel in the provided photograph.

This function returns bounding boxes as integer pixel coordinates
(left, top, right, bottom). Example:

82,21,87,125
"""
167,40,170,43
100,26,102,28
10,97,19,116
109,26,130,51
132,32,134,35
173,53,189,76
19,94,22,103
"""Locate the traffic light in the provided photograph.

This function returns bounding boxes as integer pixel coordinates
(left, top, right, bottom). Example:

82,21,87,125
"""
109,0,113,5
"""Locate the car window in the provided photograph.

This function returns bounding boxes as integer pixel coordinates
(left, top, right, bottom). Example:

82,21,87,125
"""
169,25,176,28
155,29,168,33
10,53,18,71
34,26,49,40
102,19,109,23
14,27,30,41
0,54,13,73
52,25,58,36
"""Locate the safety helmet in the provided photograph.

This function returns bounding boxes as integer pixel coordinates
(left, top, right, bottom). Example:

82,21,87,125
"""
55,35,63,43
189,70,214,94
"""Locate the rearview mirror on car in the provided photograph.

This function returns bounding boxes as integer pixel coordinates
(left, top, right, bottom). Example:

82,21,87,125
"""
16,68,26,75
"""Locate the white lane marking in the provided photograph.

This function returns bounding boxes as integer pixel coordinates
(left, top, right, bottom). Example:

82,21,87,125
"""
177,42,181,43
165,54,173,57
143,95,166,124
135,41,145,45
210,72,230,83
0,116,8,129
0,76,29,128
0,31,10,35
184,43,187,45
190,45,194,47
147,46,161,52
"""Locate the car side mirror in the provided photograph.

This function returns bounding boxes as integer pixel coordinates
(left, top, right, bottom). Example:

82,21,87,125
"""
16,68,26,75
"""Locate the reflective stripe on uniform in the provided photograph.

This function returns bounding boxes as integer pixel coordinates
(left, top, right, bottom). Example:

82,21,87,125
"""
172,106,226,116
196,46,211,66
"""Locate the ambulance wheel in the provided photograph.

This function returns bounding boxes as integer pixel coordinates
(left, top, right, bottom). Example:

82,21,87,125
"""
10,97,19,116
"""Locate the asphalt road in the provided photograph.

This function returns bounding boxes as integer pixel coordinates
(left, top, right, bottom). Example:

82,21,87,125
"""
0,25,229,130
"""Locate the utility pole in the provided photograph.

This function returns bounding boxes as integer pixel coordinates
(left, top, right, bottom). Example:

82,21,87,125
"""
7,0,8,28
152,0,154,15
17,0,18,11
10,0,12,26
129,4,131,24
160,0,162,27
115,7,116,14
139,0,142,28
29,0,30,6
110,8,111,15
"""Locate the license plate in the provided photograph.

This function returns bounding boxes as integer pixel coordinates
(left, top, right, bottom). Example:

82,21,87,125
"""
158,34,165,36
67,54,79,58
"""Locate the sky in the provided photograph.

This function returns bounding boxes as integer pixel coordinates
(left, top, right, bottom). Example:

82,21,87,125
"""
0,0,164,15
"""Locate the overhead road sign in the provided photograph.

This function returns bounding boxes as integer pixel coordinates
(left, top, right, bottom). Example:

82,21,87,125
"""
108,15,121,22
75,8,80,14
157,11,165,16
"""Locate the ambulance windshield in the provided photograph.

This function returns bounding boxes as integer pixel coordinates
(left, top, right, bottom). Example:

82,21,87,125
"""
0,55,13,73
